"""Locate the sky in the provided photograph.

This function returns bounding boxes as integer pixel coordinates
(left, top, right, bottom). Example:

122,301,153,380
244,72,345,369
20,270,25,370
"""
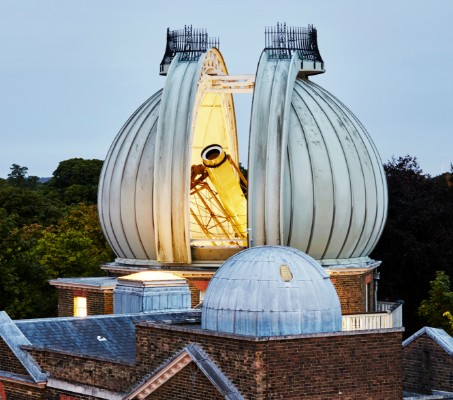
1,0,452,178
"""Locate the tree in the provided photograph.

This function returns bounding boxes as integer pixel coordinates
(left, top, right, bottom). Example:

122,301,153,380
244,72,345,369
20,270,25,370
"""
7,164,39,188
7,164,28,185
372,155,453,336
0,160,114,319
0,186,64,226
48,158,103,204
0,211,56,318
29,204,114,279
419,271,453,334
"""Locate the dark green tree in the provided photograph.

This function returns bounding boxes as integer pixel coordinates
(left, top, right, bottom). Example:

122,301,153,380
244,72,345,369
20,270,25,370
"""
48,158,103,204
418,271,453,334
0,186,63,226
7,164,40,189
7,164,28,185
371,155,453,336
0,210,56,318
29,204,114,279
0,160,113,319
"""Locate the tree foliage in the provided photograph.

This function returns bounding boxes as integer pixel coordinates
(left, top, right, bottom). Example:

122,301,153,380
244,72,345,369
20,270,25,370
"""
0,160,113,319
48,158,103,204
418,271,453,334
30,204,113,279
371,155,453,335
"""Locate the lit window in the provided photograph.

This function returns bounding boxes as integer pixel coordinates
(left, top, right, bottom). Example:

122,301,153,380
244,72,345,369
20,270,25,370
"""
74,296,87,317
199,290,206,302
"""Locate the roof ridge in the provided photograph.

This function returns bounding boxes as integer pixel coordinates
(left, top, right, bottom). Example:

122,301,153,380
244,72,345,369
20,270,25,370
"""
403,326,453,356
0,311,47,383
123,343,243,399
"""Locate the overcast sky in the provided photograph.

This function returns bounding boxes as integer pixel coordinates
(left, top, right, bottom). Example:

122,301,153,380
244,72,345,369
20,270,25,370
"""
1,0,452,178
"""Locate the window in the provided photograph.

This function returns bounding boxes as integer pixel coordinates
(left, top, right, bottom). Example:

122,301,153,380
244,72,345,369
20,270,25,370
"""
74,296,87,317
199,290,206,302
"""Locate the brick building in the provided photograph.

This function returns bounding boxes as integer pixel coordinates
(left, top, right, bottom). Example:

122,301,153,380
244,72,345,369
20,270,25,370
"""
403,327,453,395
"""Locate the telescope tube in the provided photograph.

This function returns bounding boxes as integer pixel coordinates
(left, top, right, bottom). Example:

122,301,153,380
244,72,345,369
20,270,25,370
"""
201,145,247,237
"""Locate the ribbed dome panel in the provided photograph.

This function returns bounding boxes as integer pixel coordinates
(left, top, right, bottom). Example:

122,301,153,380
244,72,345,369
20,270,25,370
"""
98,90,162,260
287,79,387,259
248,51,387,264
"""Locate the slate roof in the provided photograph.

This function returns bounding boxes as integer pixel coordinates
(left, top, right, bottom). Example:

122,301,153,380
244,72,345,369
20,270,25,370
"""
0,312,47,383
403,326,453,356
15,310,201,364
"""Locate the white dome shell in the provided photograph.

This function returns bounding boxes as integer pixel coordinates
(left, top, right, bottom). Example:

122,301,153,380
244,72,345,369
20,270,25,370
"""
98,49,238,264
98,47,388,266
202,246,342,336
248,52,388,264
98,90,162,260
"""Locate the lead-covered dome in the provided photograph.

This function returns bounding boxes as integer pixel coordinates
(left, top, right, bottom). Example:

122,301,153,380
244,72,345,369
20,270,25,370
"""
202,246,342,336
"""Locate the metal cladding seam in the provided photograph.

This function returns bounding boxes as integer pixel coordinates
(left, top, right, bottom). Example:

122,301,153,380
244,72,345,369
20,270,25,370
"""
98,90,162,260
202,246,342,336
305,81,387,257
248,52,388,262
153,54,200,263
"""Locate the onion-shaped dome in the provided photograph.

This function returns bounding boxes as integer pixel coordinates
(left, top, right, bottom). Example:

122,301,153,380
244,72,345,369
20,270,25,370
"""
248,51,388,266
99,25,388,268
98,91,162,261
98,48,238,264
202,246,342,336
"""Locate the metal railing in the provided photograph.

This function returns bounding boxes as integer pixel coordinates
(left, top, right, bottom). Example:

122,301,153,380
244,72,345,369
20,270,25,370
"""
264,22,324,65
159,25,219,74
342,300,404,331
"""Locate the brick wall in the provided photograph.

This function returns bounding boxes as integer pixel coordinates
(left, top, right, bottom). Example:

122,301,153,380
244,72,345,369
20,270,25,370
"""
47,388,94,400
0,338,29,376
135,323,403,400
263,332,401,399
0,380,45,400
27,349,136,394
403,333,453,394
135,326,262,397
146,363,224,400
186,280,201,308
56,288,113,317
87,290,113,315
330,270,375,314
184,278,211,308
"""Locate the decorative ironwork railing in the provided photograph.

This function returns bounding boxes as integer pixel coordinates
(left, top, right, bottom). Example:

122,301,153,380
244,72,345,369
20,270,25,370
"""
264,22,324,64
342,300,404,331
160,25,220,74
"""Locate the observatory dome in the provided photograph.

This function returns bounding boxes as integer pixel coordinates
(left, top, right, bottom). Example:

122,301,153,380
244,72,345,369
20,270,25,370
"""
248,51,388,266
98,45,239,264
202,246,342,336
98,24,388,268
98,91,162,261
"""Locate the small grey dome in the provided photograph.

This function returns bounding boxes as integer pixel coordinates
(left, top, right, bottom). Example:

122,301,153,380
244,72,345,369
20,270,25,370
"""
202,246,341,337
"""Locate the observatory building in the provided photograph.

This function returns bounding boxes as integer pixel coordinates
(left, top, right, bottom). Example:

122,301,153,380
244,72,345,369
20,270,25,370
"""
84,22,391,317
0,24,410,399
